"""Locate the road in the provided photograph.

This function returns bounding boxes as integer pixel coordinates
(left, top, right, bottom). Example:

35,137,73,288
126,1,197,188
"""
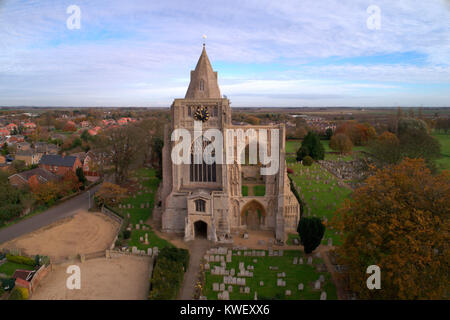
0,184,101,244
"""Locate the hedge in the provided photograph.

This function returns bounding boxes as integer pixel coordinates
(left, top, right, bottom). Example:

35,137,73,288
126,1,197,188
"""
148,247,189,300
6,254,36,267
8,287,29,300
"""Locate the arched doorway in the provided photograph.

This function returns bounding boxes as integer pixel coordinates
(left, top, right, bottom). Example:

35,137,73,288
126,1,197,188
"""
194,220,208,239
241,200,266,230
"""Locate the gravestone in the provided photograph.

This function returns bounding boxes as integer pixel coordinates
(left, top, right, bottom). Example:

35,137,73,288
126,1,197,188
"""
259,281,264,286
285,290,291,296
307,256,313,265
319,275,325,282
228,285,233,292
320,291,327,300
293,257,298,264
314,280,321,290
299,258,303,265
220,283,225,292
298,283,304,291
328,238,333,247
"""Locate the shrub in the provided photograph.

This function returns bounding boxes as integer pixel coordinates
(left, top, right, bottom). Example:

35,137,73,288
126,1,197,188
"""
287,168,294,174
123,230,131,239
6,254,36,267
148,247,189,300
8,287,29,300
297,217,325,254
302,156,313,166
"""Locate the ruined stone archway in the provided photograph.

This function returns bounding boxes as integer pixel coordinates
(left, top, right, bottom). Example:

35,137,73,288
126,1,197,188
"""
194,220,208,239
240,200,266,230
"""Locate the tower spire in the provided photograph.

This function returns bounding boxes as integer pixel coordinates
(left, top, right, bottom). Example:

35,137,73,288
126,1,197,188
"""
185,40,221,99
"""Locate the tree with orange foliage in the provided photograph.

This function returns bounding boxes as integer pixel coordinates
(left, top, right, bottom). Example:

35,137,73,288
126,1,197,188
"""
332,158,449,299
329,133,353,154
31,181,61,205
95,182,127,207
335,122,369,146
61,170,81,196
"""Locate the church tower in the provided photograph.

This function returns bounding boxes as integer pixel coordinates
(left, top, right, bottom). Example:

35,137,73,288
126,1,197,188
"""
158,43,300,244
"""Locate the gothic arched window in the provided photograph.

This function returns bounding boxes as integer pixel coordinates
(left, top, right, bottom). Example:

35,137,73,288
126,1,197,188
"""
195,199,206,212
190,136,217,183
199,79,205,91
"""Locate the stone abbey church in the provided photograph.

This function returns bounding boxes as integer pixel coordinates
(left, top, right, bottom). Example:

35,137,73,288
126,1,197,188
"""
157,45,300,243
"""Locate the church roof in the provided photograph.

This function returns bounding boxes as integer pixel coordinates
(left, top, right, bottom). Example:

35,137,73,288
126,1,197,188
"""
185,45,221,99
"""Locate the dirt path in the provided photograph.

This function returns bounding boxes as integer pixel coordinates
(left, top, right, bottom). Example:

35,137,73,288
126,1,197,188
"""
178,239,212,300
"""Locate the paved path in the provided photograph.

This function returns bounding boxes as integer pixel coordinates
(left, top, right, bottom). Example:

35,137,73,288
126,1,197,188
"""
0,184,101,244
178,239,212,300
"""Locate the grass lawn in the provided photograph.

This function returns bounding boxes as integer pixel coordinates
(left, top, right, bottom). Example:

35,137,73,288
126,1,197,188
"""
286,140,302,153
203,250,337,300
0,261,34,277
287,162,352,246
115,168,174,250
253,185,266,196
433,133,450,171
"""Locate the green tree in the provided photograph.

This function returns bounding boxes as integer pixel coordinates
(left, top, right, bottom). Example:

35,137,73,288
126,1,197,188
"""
325,128,333,140
297,217,325,254
76,167,87,186
296,131,324,161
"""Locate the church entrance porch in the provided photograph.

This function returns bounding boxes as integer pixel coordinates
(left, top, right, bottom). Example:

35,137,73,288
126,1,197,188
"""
240,200,266,230
194,220,208,239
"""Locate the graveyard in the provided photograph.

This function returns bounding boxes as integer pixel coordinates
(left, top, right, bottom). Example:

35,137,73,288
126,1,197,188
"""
115,168,175,251
201,248,337,300
287,162,352,246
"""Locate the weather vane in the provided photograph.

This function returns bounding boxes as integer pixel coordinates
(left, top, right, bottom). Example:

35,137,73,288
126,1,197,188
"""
202,34,207,46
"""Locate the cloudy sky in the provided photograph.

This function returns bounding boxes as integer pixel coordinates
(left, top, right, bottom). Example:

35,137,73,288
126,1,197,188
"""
0,0,449,107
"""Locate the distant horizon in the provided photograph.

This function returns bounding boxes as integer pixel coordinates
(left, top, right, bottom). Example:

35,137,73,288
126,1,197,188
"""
1,1,450,107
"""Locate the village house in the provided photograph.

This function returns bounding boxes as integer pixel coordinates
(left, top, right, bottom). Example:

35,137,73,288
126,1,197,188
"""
23,122,37,130
16,141,31,151
34,142,59,156
15,149,42,166
0,128,9,137
9,167,59,188
6,123,18,132
39,154,82,176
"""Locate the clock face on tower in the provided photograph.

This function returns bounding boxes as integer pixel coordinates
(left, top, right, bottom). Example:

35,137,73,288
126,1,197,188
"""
193,106,209,122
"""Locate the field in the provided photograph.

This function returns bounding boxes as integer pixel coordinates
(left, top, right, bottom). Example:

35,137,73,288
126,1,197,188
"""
287,162,352,246
203,249,336,300
0,210,120,260
433,133,450,171
32,255,151,300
